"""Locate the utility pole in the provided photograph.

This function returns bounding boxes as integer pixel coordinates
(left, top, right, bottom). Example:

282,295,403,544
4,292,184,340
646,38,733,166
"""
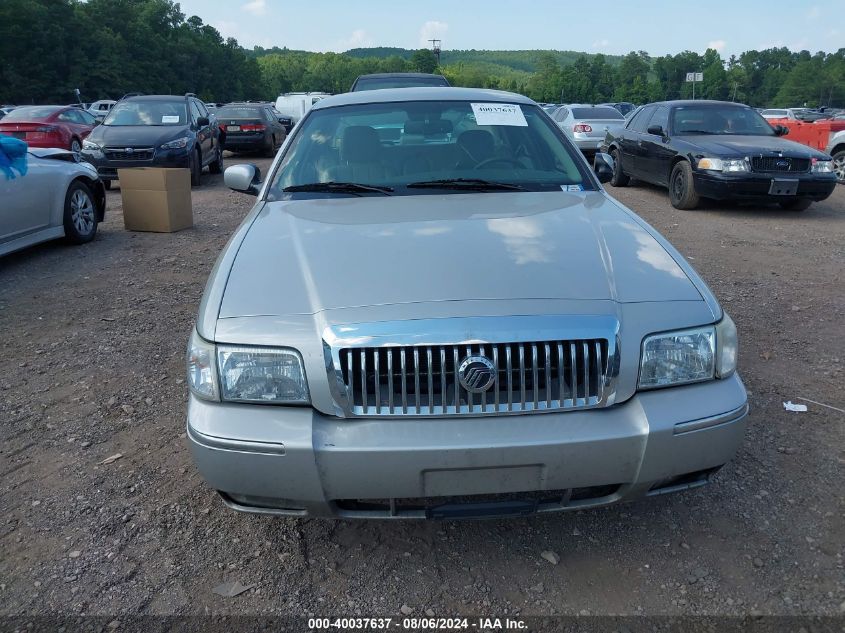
428,39,441,66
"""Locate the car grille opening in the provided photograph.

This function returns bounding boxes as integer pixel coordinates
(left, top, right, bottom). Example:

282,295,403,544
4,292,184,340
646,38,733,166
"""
338,340,609,416
103,146,155,161
750,156,809,173
335,485,622,517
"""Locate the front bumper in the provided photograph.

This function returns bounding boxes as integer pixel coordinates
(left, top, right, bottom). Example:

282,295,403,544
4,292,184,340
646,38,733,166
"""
187,374,748,519
79,147,192,181
692,171,837,201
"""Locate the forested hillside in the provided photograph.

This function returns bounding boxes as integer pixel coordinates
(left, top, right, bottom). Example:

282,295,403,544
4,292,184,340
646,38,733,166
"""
1,0,843,108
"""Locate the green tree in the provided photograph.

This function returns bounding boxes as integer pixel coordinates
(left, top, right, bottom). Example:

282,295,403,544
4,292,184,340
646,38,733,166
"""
410,49,438,74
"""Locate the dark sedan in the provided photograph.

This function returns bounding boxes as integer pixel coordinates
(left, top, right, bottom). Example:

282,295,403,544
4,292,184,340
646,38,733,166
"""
602,100,837,210
217,104,287,156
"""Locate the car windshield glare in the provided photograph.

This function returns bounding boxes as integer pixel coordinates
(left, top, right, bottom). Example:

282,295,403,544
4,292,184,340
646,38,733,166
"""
2,106,61,120
672,106,775,136
103,101,187,126
267,100,588,199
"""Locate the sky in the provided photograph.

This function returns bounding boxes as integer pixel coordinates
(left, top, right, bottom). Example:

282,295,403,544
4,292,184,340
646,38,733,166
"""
174,0,844,58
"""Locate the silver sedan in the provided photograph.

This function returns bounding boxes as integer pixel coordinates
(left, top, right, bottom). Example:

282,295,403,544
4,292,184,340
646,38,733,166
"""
550,104,627,157
1,141,105,257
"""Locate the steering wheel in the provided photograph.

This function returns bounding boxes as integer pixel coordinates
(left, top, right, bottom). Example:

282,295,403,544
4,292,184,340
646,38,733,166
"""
474,157,524,169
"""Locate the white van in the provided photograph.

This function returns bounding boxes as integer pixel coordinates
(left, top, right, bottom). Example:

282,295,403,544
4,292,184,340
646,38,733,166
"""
86,100,117,121
274,92,331,126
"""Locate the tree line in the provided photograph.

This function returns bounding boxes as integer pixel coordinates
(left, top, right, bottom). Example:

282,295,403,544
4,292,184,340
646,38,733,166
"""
1,0,843,109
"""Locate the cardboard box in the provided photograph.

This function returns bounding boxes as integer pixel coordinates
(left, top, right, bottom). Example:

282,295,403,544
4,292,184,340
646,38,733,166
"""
117,168,193,232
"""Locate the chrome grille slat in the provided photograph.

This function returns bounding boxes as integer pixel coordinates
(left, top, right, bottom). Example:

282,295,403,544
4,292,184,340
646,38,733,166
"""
339,337,610,417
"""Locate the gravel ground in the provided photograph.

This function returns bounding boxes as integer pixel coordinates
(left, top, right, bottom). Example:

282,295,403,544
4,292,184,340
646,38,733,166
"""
1,157,843,622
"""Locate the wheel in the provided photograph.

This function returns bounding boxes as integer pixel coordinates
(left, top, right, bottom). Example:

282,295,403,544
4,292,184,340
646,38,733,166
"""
669,161,700,210
70,138,81,153
778,198,812,211
190,149,202,187
63,180,98,244
609,149,629,187
209,145,223,174
832,151,845,184
103,180,112,191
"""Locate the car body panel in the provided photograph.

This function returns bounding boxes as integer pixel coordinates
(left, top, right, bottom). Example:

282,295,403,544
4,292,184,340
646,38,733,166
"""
0,105,97,150
0,144,105,256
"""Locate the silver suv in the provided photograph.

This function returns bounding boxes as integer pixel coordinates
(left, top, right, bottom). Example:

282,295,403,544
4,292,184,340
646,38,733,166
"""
187,88,748,519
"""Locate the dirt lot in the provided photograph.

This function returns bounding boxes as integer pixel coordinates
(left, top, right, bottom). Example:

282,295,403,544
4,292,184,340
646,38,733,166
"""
1,158,843,622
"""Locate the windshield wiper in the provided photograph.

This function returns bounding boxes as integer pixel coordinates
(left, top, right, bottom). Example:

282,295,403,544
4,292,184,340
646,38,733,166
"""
282,181,393,195
406,178,525,191
680,130,717,135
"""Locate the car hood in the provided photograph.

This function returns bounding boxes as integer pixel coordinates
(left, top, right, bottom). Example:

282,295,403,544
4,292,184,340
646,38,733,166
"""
218,191,705,318
683,134,829,158
86,124,190,147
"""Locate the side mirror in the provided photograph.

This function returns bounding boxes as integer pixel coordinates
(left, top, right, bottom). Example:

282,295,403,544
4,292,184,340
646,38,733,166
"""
647,124,665,137
593,152,614,184
196,116,210,127
774,124,789,136
224,164,262,196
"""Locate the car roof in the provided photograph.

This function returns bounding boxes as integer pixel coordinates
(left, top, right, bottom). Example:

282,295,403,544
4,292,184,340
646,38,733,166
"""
650,100,753,108
313,87,535,110
124,94,190,102
355,73,446,80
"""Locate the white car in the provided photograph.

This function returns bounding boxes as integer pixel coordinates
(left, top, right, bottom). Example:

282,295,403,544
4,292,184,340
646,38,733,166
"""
0,138,105,257
86,100,116,121
760,108,802,120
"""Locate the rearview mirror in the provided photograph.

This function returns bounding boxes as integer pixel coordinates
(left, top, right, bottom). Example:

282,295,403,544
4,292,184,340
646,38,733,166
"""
593,152,614,184
196,116,210,127
774,124,789,136
647,124,665,136
224,164,262,196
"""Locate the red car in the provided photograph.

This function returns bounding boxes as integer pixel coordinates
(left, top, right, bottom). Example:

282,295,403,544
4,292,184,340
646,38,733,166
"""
0,105,98,152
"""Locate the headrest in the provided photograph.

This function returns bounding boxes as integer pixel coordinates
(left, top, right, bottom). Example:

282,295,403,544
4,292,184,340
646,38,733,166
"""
341,125,381,163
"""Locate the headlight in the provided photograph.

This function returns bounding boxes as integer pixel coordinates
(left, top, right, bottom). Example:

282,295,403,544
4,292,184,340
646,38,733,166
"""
697,157,749,172
160,137,190,150
639,326,715,389
811,158,833,173
187,329,218,401
81,139,101,151
217,346,309,404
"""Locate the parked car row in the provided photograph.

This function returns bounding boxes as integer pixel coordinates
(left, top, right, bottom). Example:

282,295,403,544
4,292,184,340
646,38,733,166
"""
598,100,838,210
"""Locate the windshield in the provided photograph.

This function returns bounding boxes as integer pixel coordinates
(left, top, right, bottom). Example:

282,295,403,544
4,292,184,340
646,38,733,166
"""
672,105,775,136
103,100,187,126
354,77,449,91
2,106,61,121
216,107,263,119
571,107,624,120
267,100,590,199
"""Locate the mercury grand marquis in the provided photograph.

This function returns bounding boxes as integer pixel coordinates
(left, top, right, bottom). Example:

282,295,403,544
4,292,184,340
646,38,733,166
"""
186,87,748,519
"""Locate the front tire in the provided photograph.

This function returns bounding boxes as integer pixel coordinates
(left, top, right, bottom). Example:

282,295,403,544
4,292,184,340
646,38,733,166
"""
779,198,812,211
832,150,845,184
63,180,98,244
103,180,112,191
669,161,700,210
70,138,81,153
190,149,202,187
264,135,277,158
609,149,629,187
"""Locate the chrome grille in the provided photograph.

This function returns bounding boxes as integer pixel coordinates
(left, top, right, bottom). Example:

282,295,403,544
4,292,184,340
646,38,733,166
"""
338,340,609,417
104,146,155,161
750,156,809,173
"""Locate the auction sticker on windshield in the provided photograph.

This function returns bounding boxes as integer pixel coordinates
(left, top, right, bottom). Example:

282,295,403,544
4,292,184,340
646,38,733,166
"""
162,115,180,123
471,103,528,126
